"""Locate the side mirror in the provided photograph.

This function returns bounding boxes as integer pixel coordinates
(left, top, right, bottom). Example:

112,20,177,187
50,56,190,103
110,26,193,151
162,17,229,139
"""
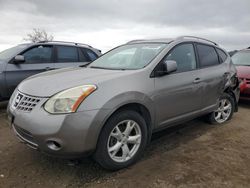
154,60,177,77
13,55,25,63
163,60,177,74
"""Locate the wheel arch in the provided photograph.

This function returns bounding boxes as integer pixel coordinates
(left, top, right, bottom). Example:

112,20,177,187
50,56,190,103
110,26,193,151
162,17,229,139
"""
223,87,238,112
96,102,154,149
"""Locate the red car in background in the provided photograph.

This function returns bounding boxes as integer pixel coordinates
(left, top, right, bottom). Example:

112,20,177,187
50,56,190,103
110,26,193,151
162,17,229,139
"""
232,49,250,100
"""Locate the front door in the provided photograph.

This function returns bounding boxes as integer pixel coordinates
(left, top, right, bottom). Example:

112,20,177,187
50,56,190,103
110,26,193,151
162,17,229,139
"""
153,43,203,128
5,45,54,96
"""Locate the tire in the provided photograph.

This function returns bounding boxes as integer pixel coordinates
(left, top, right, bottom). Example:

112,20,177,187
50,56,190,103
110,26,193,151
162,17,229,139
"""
94,110,148,171
208,93,235,125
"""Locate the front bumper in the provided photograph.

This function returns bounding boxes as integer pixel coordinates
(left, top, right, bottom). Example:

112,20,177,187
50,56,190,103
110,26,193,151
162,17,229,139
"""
7,95,111,158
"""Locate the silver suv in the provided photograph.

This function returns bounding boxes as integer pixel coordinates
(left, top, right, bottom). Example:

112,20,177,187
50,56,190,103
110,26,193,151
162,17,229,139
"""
7,36,240,170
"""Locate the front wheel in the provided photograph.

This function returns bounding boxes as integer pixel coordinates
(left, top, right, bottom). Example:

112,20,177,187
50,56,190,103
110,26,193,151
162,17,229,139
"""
94,110,148,171
208,93,235,124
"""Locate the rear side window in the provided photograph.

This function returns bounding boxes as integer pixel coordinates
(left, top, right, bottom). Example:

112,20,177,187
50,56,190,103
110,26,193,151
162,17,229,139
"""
56,46,79,62
216,48,227,63
82,48,98,61
166,43,197,72
78,48,88,62
197,44,219,68
22,45,52,64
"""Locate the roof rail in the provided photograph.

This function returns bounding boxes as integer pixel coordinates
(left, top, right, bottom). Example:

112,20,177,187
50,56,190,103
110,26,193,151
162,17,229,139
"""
126,39,146,44
176,36,218,46
37,40,93,48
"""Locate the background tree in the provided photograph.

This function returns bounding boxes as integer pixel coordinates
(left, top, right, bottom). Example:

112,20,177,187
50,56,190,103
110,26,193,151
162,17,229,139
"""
23,28,54,43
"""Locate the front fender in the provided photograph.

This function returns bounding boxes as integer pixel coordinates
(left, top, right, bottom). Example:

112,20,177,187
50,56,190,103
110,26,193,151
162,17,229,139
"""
101,91,155,125
83,91,155,151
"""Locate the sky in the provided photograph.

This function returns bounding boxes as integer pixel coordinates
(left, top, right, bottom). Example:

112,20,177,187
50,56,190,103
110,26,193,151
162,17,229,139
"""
0,0,250,52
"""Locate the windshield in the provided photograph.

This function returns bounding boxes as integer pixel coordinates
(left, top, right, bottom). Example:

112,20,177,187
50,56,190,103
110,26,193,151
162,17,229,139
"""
232,51,250,66
89,43,167,70
0,44,29,61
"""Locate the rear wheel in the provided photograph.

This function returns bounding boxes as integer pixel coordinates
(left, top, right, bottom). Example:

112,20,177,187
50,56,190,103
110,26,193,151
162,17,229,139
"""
208,93,235,124
94,110,148,170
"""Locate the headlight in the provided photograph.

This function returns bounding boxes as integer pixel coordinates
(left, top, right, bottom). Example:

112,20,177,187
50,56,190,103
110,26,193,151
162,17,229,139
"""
44,85,97,114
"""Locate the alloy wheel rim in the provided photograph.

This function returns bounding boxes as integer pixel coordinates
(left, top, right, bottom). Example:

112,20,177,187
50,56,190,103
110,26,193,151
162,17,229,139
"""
214,98,232,123
107,120,142,163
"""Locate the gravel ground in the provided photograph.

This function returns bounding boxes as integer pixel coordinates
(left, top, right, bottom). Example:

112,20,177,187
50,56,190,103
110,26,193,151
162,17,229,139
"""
0,101,250,188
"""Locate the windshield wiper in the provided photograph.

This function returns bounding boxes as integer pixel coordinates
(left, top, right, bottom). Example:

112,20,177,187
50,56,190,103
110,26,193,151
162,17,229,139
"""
79,62,92,67
90,66,126,70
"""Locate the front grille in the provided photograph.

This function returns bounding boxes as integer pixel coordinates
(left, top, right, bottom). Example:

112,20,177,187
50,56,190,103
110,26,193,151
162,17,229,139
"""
12,91,41,112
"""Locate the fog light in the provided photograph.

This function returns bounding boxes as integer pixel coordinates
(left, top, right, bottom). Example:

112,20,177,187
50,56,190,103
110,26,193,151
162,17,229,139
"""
47,140,61,151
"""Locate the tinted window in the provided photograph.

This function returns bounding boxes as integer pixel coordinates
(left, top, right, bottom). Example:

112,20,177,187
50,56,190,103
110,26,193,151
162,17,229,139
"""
85,49,98,61
57,46,78,62
78,48,88,62
166,43,196,72
216,48,227,63
197,44,219,67
22,45,52,64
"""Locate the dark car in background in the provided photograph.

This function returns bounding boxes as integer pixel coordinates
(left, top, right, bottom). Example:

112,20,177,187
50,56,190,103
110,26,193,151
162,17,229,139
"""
232,48,250,100
0,41,101,101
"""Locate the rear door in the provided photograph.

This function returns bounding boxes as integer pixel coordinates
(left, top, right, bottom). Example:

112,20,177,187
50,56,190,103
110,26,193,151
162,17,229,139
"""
54,45,90,69
5,45,54,96
194,43,226,108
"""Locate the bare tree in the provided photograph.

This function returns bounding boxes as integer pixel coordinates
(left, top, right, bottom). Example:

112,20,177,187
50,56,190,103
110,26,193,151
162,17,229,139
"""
23,28,54,43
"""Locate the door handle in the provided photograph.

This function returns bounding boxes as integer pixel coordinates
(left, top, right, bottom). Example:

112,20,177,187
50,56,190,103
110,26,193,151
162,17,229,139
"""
193,77,202,84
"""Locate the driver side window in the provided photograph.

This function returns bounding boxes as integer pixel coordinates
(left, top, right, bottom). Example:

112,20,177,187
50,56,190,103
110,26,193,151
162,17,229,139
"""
22,45,52,64
166,43,197,73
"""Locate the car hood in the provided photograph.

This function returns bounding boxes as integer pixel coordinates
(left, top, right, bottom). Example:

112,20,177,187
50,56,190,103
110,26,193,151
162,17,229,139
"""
18,67,129,97
236,65,250,79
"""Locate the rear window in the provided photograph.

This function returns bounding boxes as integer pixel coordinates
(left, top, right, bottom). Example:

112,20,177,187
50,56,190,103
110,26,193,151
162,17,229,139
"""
216,48,227,63
197,44,219,68
56,46,79,62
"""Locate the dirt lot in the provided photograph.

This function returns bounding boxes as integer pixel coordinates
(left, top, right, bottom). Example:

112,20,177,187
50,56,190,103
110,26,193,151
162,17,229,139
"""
1,101,250,188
